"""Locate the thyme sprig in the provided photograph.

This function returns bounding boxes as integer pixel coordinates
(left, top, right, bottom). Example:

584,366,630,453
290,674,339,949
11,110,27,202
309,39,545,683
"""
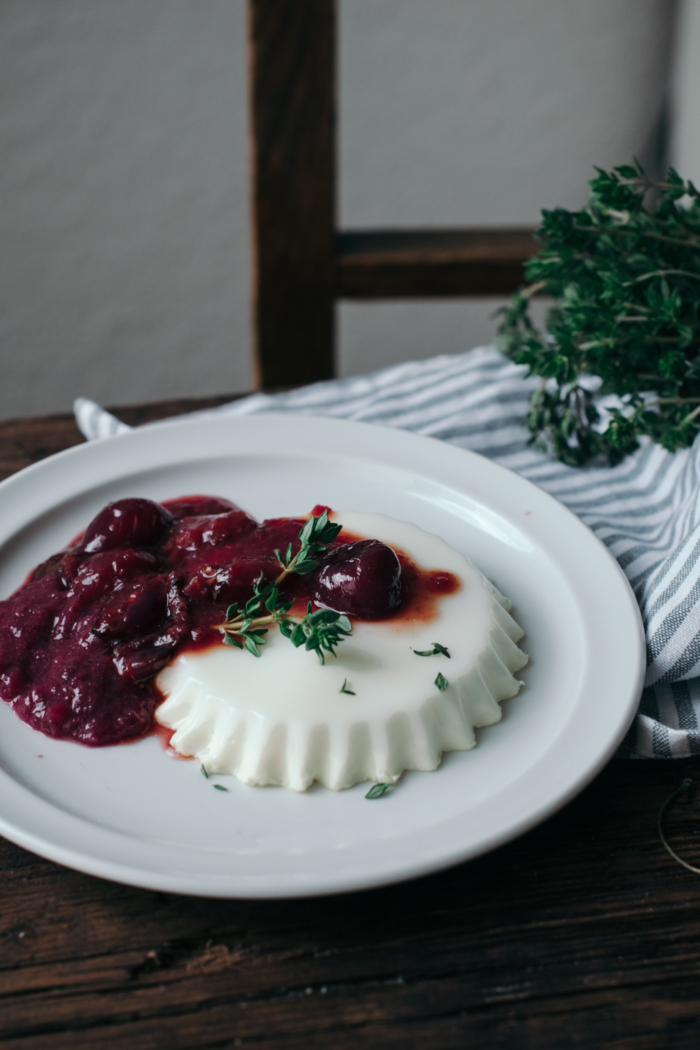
274,509,342,583
219,573,292,657
497,161,700,465
278,603,352,665
216,512,351,663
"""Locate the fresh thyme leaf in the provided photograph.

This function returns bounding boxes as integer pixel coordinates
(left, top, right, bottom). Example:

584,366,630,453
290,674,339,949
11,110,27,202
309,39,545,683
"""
298,515,316,546
497,162,700,465
308,608,338,625
431,643,451,658
435,672,449,692
412,643,451,658
366,782,392,799
292,558,319,575
340,678,355,695
213,784,229,792
200,765,209,778
264,586,280,612
290,623,305,647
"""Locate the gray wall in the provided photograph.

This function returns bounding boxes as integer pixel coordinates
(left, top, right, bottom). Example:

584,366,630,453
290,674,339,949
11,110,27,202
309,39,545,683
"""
0,0,675,419
672,0,700,185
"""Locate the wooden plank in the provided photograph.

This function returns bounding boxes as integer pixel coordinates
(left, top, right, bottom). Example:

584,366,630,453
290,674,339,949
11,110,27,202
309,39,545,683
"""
248,0,336,389
1,758,700,1047
0,395,240,483
337,228,538,298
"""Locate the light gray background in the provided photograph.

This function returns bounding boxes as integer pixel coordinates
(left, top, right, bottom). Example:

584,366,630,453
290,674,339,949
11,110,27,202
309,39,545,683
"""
0,0,685,419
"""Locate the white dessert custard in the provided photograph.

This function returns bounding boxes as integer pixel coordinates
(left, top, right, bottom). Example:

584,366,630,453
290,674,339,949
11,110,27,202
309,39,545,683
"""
155,512,528,791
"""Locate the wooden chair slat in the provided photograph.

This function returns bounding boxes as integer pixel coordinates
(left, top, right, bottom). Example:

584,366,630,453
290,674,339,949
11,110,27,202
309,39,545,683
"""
249,0,336,390
337,228,537,298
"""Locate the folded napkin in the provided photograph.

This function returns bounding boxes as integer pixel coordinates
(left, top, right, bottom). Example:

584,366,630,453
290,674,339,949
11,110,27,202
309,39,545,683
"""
75,345,700,759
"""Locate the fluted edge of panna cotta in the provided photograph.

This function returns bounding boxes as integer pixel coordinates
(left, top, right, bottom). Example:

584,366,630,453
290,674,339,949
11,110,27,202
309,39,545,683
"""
155,519,529,792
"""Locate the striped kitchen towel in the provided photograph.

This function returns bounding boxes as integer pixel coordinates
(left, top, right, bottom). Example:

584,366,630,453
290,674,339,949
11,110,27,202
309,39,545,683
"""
75,344,700,759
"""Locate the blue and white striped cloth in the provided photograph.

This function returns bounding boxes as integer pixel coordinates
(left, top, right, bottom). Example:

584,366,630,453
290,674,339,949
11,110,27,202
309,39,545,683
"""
75,345,700,759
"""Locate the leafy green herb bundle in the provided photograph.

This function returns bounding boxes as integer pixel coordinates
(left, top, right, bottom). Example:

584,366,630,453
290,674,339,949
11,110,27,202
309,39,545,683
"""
497,163,700,466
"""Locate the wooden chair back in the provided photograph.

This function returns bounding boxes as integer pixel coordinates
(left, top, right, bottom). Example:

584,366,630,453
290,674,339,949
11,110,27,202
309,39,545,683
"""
248,0,536,389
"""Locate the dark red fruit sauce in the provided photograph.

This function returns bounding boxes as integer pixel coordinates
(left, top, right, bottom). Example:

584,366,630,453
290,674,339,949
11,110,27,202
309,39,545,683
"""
0,497,459,747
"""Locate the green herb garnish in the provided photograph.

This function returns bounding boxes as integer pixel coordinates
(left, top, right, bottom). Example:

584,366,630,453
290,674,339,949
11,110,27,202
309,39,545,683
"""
434,672,449,692
366,782,392,799
216,512,351,664
278,603,352,665
498,161,700,465
340,678,356,695
274,509,342,581
213,784,229,792
200,765,209,779
412,643,451,658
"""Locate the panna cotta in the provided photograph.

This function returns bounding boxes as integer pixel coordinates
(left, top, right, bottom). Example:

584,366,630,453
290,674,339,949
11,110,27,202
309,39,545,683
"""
0,494,527,794
156,512,528,791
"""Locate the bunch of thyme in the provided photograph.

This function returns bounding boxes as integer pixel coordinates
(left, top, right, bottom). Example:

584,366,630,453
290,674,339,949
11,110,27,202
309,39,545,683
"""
216,511,351,664
497,162,700,466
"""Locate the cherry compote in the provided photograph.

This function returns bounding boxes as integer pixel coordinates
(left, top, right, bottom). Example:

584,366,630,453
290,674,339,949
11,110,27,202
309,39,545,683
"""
0,498,455,747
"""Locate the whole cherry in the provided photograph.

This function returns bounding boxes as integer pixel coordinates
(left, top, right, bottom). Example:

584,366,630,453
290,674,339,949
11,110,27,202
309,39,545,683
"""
310,539,402,619
80,498,174,554
164,510,257,556
162,495,242,520
92,575,169,640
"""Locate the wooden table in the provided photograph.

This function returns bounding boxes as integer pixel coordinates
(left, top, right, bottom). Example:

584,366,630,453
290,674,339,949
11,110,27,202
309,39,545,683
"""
2,402,700,1049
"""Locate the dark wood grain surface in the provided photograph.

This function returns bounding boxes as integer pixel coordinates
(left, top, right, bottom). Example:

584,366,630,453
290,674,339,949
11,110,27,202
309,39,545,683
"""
2,403,700,1049
0,395,239,484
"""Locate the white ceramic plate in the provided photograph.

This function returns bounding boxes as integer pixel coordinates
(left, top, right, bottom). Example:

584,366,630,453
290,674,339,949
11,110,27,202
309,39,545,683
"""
0,413,645,898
